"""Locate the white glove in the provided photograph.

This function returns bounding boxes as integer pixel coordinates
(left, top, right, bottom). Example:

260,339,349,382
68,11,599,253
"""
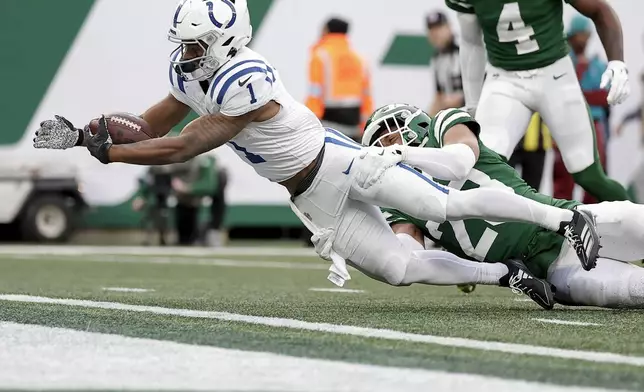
600,60,630,105
354,145,405,189
33,115,87,150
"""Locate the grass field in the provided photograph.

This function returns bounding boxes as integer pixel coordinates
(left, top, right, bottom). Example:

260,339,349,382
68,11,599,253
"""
0,245,643,391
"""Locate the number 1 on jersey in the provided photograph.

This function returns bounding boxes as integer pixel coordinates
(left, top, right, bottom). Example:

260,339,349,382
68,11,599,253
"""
496,2,539,55
247,83,258,104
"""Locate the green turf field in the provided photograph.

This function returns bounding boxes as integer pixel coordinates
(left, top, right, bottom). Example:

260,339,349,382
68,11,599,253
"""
0,245,642,391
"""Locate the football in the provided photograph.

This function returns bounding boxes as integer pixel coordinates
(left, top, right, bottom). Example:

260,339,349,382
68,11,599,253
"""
86,112,156,144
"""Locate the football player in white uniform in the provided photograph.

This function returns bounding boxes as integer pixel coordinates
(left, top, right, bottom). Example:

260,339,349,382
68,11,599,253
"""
34,0,600,308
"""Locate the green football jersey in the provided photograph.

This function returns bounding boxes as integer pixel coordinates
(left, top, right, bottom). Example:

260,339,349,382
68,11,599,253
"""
384,108,581,278
445,0,575,71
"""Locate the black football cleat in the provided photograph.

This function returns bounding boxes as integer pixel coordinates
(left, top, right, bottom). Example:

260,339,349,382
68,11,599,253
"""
500,259,555,310
559,209,601,271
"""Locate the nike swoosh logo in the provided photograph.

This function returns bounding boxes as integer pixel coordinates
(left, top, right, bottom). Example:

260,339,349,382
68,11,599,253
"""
342,158,355,175
553,73,566,80
238,75,252,87
378,150,385,156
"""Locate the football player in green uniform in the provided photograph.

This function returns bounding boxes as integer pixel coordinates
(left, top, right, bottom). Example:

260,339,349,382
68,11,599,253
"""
361,104,644,308
445,0,630,202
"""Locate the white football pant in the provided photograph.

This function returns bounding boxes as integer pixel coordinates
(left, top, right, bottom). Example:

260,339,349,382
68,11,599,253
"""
477,56,596,174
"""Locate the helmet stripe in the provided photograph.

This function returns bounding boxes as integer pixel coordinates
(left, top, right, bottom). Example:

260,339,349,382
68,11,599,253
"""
172,1,186,28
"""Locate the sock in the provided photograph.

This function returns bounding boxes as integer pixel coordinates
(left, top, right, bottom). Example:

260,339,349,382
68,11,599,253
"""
572,160,630,202
446,188,574,232
400,249,509,286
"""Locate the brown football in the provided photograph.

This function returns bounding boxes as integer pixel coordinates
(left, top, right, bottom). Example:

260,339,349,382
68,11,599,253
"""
87,113,156,144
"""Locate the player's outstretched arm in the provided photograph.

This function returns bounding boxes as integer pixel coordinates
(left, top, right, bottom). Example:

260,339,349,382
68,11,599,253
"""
570,0,630,105
377,109,481,181
395,124,478,181
33,94,191,150
140,94,192,138
456,13,487,112
88,101,280,165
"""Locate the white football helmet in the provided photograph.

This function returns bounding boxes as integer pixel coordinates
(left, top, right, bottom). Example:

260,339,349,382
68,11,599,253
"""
168,0,253,81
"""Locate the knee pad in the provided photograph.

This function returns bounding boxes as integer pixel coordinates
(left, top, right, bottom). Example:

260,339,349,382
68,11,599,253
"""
378,251,411,287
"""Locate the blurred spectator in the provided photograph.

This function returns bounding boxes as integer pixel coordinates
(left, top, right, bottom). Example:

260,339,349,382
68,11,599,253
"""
132,166,174,246
426,10,464,116
170,155,225,246
552,15,609,204
509,114,552,191
305,17,373,142
203,157,228,247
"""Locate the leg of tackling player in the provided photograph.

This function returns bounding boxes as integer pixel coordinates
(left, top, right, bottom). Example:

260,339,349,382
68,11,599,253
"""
548,244,644,308
577,201,644,261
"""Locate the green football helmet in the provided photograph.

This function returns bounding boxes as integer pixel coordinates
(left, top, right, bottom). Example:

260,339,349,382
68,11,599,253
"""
361,103,433,148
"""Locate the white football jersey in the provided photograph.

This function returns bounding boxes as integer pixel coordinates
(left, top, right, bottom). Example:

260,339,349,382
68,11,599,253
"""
169,47,325,182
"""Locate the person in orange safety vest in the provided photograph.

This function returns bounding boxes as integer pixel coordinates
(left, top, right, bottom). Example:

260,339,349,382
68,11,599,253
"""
305,18,373,142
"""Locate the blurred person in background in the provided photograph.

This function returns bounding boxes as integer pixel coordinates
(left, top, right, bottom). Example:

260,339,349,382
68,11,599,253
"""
204,156,228,247
425,10,464,116
509,113,552,191
132,166,174,246
170,155,225,246
305,17,373,143
552,15,610,204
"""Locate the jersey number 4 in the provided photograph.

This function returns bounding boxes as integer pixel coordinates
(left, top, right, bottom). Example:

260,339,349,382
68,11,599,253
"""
496,2,539,55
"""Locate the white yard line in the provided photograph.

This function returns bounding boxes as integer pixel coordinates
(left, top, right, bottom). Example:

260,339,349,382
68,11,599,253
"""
1,294,642,367
309,288,365,293
0,245,317,257
102,287,154,293
8,253,329,270
0,322,606,392
533,318,602,327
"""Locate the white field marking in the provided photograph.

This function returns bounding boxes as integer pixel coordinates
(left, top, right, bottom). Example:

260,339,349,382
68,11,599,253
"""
0,322,606,392
309,288,365,293
533,318,602,327
7,254,329,271
514,298,535,302
102,287,154,293
0,245,317,258
1,294,642,368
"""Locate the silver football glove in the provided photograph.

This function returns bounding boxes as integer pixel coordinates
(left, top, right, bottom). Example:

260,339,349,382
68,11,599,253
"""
33,115,88,150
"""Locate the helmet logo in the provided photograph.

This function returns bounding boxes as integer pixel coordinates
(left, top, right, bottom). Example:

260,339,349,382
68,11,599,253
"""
206,0,237,29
